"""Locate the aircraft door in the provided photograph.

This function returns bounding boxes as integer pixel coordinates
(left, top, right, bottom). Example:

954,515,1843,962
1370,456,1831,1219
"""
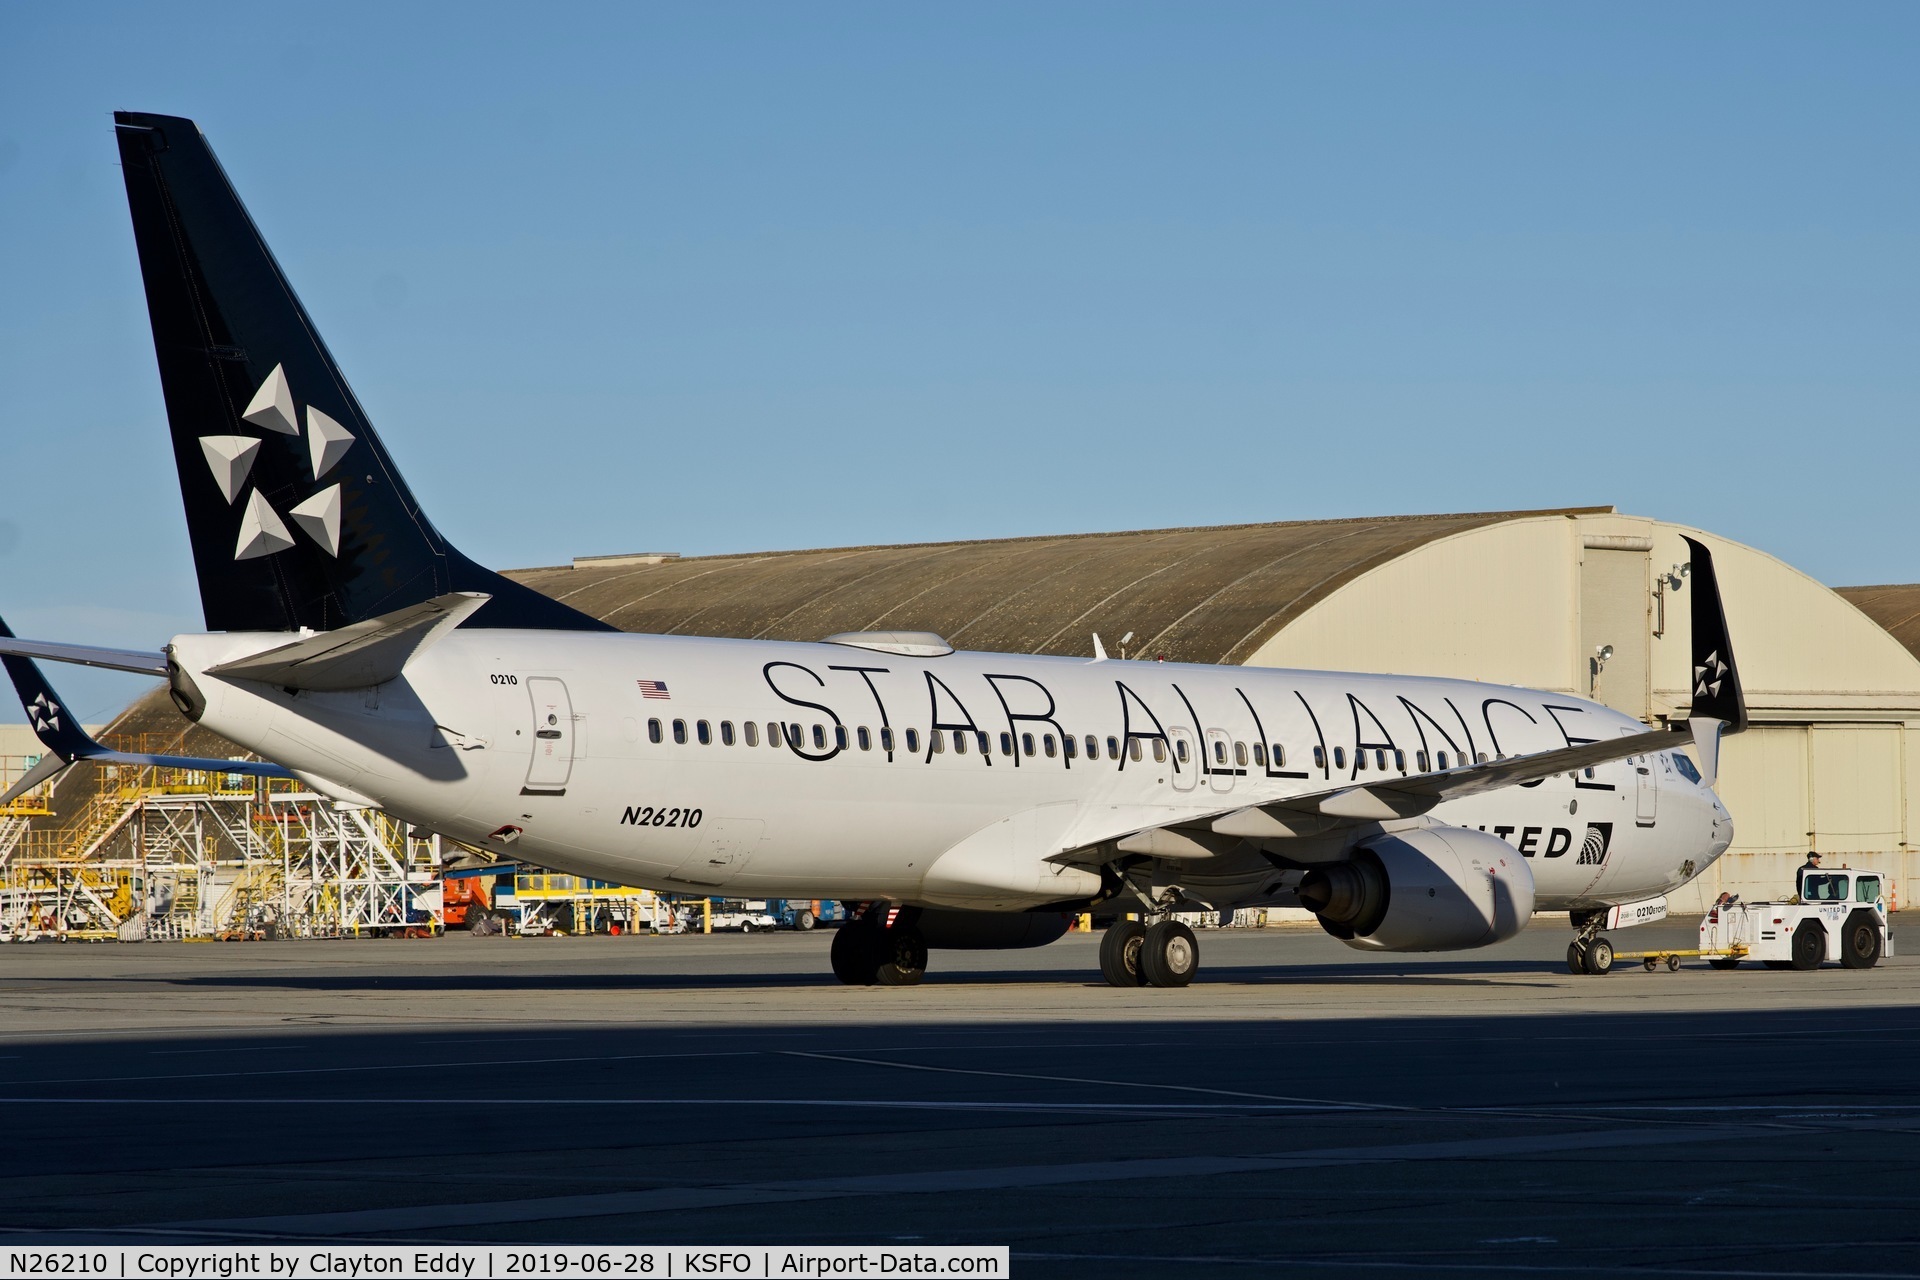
1636,758,1658,827
1168,727,1198,792
524,677,575,793
1205,728,1235,794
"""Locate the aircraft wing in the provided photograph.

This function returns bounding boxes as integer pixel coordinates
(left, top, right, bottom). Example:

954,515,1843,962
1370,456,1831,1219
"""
1114,535,1745,857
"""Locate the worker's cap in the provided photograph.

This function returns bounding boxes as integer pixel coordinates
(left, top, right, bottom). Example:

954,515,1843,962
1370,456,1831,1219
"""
1808,851,1823,859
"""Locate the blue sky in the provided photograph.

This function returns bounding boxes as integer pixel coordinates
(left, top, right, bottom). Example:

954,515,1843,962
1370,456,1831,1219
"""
1,3,1916,722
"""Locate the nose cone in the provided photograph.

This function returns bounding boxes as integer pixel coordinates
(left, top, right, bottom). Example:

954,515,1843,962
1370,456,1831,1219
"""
1705,787,1734,860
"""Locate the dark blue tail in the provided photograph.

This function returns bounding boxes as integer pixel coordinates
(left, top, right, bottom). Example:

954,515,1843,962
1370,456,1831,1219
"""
114,112,611,634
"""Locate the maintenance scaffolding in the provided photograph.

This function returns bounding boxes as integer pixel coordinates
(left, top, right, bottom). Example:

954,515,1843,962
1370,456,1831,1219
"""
1,739,442,941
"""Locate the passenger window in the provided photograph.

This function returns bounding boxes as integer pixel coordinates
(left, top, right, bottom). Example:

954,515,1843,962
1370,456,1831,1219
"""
1333,746,1346,769
907,729,922,753
1152,739,1166,763
1107,736,1120,760
1235,742,1248,767
673,719,688,745
1477,752,1489,764
1437,751,1449,769
857,726,872,751
1129,739,1143,762
648,718,662,744
1000,732,1013,757
1253,744,1266,767
787,723,802,748
744,721,759,747
931,731,944,754
977,731,991,754
1088,735,1101,760
812,725,826,750
1416,751,1428,771
1212,740,1227,764
1022,732,1035,757
1044,734,1056,758
1176,739,1189,763
1064,735,1078,760
881,727,895,752
720,721,735,746
835,725,848,750
1376,750,1388,771
1355,750,1367,771
1393,750,1405,771
769,722,782,748
1271,744,1285,768
696,720,712,746
954,731,968,755
1313,746,1325,769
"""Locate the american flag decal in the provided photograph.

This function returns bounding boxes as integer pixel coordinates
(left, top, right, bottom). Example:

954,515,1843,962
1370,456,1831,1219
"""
636,679,671,700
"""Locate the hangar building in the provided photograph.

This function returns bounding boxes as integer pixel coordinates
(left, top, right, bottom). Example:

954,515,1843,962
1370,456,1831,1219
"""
54,504,1920,915
512,505,1920,912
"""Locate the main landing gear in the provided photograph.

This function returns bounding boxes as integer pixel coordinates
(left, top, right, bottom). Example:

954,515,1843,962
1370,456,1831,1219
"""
1100,917,1199,988
831,906,928,986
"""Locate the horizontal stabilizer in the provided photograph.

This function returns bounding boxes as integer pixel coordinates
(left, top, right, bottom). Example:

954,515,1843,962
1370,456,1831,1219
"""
0,751,73,807
0,638,167,677
0,612,294,799
208,592,489,691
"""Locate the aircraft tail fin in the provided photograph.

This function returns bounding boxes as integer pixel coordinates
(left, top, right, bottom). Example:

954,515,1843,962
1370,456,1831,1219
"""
112,112,611,635
1681,535,1747,785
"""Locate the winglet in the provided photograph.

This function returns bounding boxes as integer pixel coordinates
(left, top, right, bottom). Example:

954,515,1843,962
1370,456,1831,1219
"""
1091,633,1109,663
1681,536,1747,786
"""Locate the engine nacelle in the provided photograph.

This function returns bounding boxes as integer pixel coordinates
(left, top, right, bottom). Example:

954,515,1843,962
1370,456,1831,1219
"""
1297,826,1535,951
915,908,1072,951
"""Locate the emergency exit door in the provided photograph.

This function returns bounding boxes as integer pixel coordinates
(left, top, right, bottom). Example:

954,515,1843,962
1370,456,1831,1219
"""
524,677,575,793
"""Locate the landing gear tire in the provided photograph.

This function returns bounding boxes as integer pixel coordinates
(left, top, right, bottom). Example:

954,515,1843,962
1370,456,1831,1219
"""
1840,911,1882,970
874,927,928,986
1566,940,1589,975
1101,920,1148,987
830,921,882,985
1581,936,1615,975
1140,920,1199,988
1790,922,1826,971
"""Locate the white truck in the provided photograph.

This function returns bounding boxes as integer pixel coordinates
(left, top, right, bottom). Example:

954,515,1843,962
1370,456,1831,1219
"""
1578,866,1893,974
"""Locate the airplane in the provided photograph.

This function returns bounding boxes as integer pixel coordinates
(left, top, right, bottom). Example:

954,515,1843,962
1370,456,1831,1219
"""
0,111,1744,987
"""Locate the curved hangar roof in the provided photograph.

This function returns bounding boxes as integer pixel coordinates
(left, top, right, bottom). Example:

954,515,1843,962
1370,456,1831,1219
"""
504,507,1608,665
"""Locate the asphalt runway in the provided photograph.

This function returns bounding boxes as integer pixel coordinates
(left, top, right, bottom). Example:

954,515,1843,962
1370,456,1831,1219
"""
2,919,1917,1278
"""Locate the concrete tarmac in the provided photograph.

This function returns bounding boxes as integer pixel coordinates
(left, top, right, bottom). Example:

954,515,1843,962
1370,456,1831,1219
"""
2,919,1917,1278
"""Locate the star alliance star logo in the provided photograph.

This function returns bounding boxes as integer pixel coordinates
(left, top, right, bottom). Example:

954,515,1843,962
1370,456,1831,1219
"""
1693,650,1728,700
27,691,61,735
200,364,355,562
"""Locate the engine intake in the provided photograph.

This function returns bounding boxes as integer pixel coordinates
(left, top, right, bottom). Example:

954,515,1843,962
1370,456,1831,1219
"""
1300,826,1535,952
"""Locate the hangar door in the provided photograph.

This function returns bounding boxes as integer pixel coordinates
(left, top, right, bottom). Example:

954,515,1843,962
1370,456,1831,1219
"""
1581,540,1650,720
1810,724,1902,854
1714,726,1808,854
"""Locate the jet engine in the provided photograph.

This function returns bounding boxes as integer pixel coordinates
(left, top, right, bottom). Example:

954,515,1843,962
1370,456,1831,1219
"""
1296,826,1534,951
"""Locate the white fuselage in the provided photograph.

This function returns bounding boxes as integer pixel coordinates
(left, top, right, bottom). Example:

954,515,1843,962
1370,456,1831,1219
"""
171,630,1733,912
